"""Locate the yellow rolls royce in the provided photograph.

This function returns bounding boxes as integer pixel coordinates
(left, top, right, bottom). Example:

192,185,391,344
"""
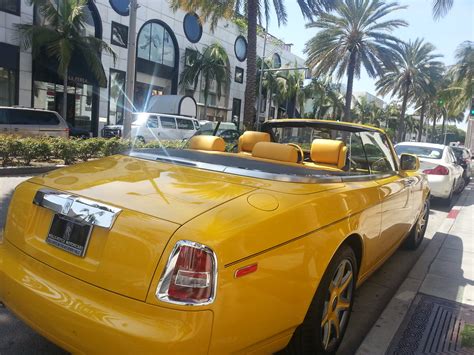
0,119,429,354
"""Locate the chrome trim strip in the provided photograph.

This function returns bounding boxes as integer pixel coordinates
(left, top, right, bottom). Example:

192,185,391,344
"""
156,240,218,306
33,189,121,229
129,151,397,184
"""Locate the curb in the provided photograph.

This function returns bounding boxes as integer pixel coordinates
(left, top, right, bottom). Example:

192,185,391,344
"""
356,191,470,355
0,166,61,177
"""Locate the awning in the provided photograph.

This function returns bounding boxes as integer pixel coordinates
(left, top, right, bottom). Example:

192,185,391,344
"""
33,48,107,88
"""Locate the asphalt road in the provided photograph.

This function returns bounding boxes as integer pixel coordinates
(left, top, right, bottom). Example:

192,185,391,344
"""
0,176,462,354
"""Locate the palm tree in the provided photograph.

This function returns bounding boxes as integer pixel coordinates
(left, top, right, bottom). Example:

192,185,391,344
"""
450,41,473,111
16,0,116,120
376,39,444,142
170,0,333,129
305,0,407,122
432,0,454,19
180,43,231,120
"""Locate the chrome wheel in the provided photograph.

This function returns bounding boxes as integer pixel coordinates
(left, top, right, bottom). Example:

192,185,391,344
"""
416,201,429,237
320,259,354,351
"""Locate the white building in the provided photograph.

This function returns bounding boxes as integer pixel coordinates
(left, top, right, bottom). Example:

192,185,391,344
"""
0,0,304,135
353,91,385,109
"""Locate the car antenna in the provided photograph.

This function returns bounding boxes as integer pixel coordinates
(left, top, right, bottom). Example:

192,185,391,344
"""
212,121,221,136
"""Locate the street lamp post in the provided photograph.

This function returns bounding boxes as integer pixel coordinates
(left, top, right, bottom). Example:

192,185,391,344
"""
255,22,269,129
123,0,138,139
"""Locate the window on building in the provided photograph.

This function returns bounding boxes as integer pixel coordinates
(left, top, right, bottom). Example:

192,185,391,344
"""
0,0,20,15
111,22,128,48
232,98,241,122
234,36,247,62
183,12,202,43
108,70,126,125
137,22,175,67
0,67,17,106
235,67,244,83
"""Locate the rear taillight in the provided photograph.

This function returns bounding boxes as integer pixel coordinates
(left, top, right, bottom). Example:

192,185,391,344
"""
156,240,217,305
423,165,449,175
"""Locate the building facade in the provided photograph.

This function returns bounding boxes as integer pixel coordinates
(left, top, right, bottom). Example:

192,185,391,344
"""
0,0,305,136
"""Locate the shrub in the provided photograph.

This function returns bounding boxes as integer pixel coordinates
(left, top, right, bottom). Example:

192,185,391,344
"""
50,137,78,165
0,135,21,167
102,138,132,156
17,137,41,165
77,138,105,161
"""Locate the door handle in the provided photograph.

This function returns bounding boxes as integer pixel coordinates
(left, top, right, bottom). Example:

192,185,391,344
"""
403,178,416,187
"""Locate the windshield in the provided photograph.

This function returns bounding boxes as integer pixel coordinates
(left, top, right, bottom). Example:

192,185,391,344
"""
126,120,397,182
395,145,443,159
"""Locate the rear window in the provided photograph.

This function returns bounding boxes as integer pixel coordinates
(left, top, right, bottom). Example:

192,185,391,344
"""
6,109,60,125
177,118,194,130
395,145,443,159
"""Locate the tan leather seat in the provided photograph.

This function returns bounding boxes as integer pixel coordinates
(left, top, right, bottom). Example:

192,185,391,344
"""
188,135,226,152
252,142,299,164
310,139,347,170
238,131,271,154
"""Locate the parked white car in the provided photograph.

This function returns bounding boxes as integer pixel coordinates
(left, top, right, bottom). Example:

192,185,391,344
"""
102,113,200,142
395,142,464,204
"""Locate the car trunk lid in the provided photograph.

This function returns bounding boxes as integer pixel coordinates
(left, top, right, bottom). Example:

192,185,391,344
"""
5,156,255,300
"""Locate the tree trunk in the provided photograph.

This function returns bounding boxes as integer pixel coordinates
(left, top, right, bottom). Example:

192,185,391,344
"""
441,112,447,144
243,0,258,130
398,82,410,143
431,117,437,143
417,101,425,142
343,50,357,122
62,69,68,122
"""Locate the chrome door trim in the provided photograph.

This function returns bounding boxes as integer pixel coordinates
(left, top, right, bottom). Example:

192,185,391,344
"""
33,189,121,229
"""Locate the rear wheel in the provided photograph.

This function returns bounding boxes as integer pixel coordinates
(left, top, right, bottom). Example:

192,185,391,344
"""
404,199,430,250
283,245,357,354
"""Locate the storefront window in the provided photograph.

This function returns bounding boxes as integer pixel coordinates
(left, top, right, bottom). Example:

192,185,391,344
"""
0,67,17,106
108,70,126,124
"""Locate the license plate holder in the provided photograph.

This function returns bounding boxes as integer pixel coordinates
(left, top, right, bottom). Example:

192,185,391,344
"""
46,214,92,257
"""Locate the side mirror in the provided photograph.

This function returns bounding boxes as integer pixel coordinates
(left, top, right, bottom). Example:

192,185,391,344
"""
400,153,419,172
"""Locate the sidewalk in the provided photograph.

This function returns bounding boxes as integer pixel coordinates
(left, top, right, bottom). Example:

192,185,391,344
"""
358,183,474,354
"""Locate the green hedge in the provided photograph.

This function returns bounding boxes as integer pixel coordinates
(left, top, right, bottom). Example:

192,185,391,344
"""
0,136,186,167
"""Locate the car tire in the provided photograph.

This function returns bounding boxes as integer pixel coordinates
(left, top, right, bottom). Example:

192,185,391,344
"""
404,199,430,250
282,244,358,355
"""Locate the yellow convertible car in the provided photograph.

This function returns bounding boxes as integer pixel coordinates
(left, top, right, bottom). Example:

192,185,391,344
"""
0,119,429,354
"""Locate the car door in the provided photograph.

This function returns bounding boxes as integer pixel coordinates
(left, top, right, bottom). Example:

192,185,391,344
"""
176,118,196,139
7,109,39,136
360,131,414,259
446,147,464,188
159,116,178,140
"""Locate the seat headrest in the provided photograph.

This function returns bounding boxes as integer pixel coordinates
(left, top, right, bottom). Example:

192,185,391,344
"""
252,142,299,163
188,135,226,152
238,131,271,153
311,139,347,169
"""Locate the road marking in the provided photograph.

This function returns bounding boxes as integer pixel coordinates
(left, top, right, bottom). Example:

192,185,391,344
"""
447,209,460,219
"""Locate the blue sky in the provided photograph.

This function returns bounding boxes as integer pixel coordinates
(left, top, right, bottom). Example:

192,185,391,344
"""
268,0,474,98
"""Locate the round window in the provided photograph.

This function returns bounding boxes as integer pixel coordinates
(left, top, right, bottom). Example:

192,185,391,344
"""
234,36,248,62
109,0,129,16
272,53,281,68
183,13,202,43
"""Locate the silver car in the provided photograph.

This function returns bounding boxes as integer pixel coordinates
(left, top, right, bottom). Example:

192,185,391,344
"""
0,106,69,138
